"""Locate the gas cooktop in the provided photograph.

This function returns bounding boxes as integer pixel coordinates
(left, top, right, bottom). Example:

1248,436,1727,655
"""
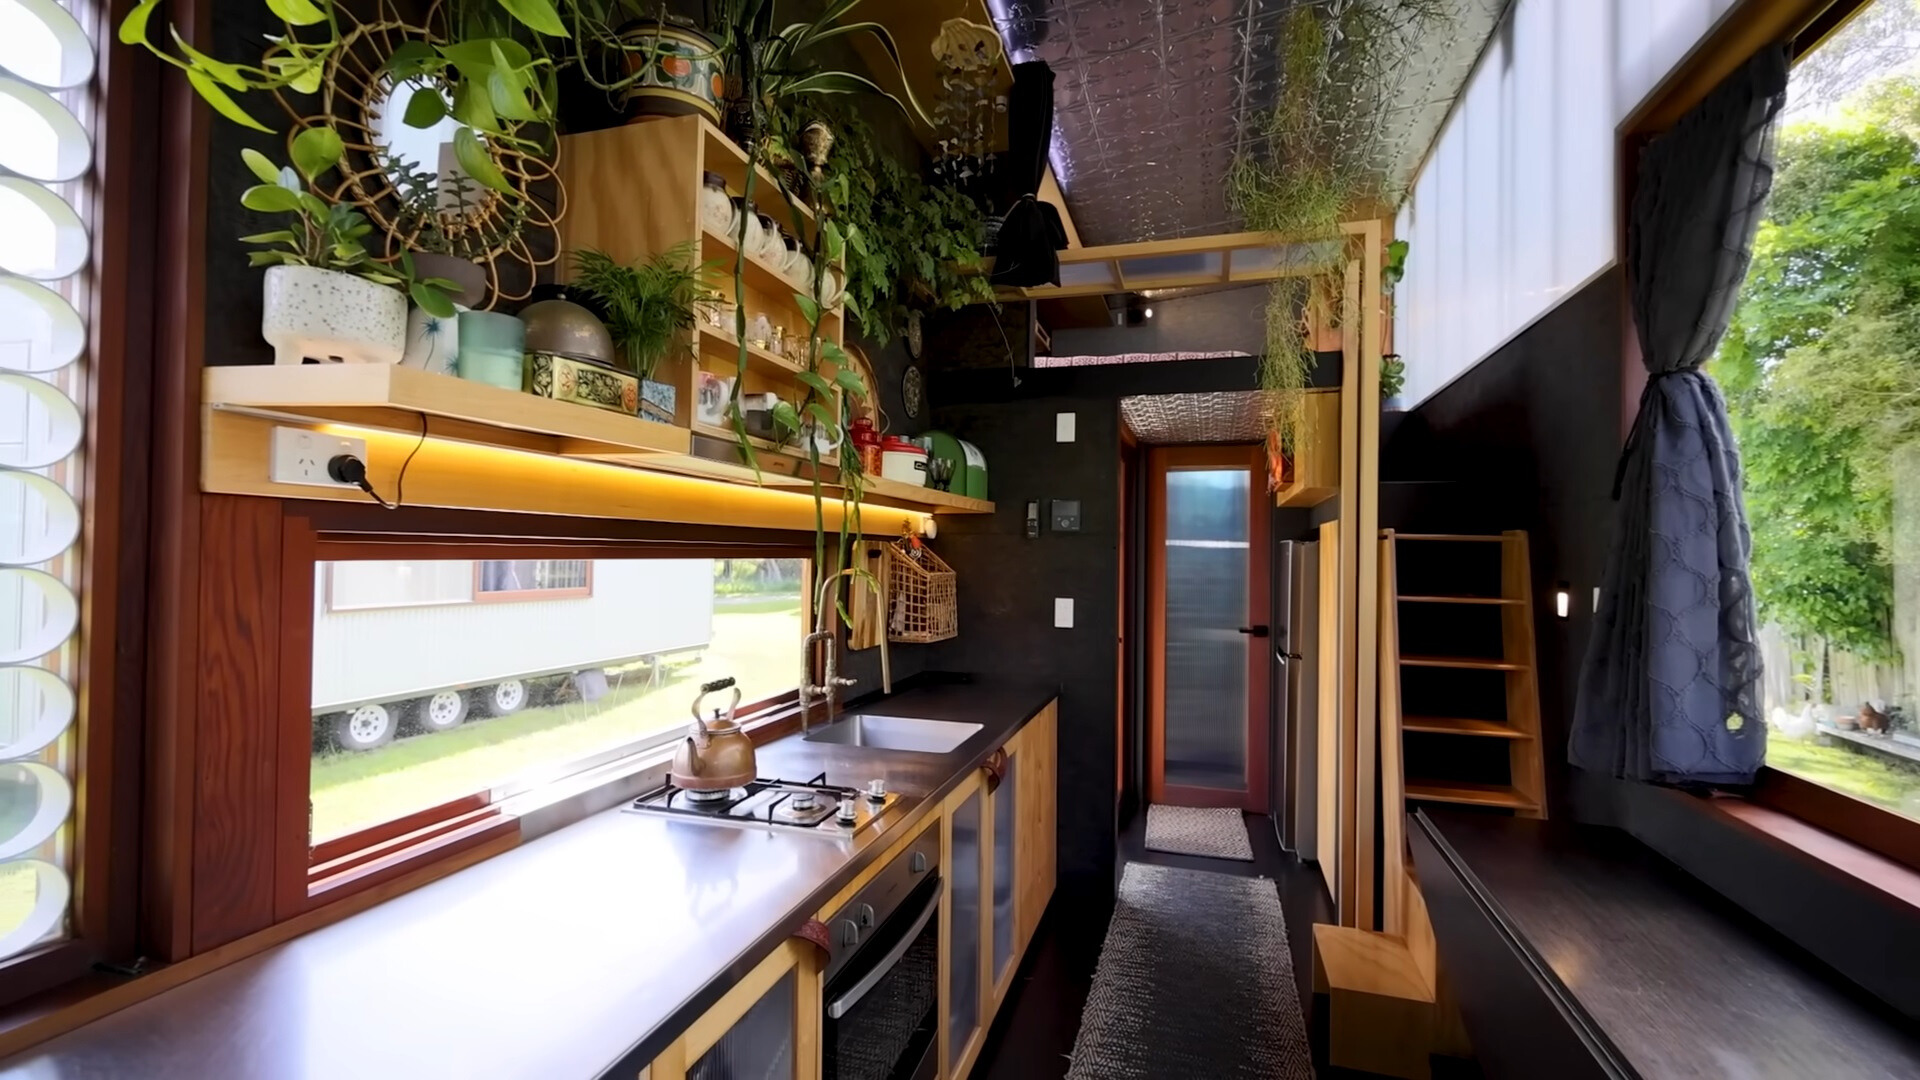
625,773,898,837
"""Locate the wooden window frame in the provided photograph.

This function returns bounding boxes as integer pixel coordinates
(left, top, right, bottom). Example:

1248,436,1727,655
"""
0,0,159,1017
1616,0,1920,886
470,558,595,603
280,522,813,914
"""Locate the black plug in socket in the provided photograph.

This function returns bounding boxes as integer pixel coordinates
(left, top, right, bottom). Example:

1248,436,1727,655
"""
328,454,369,486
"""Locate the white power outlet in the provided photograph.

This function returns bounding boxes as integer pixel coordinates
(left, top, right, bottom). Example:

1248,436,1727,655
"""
270,427,367,488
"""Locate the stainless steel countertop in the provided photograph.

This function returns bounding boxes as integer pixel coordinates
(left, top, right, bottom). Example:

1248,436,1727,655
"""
2,678,1058,1080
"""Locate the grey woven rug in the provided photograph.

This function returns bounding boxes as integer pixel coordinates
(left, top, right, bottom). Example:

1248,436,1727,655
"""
1144,804,1254,860
1066,863,1314,1079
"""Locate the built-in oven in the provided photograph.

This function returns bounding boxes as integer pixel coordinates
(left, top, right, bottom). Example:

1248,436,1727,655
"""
821,827,942,1080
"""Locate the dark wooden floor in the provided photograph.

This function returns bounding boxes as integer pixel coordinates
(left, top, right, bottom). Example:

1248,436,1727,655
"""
972,809,1369,1079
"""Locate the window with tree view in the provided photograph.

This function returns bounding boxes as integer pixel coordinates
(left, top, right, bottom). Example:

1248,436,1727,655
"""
1716,0,1920,822
310,555,805,845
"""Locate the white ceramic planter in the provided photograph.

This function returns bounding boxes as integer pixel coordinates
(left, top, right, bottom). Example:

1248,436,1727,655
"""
262,265,407,365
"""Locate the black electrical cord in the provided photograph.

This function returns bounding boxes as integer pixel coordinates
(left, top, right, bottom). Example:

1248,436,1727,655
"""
326,411,428,510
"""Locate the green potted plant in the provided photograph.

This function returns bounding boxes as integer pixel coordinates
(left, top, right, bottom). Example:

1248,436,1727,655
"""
245,127,458,365
569,242,722,422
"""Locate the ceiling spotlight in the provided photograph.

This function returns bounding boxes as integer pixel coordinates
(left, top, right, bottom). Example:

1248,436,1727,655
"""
1142,306,1155,320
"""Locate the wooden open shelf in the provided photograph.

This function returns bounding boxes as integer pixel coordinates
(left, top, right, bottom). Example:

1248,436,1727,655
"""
695,325,807,379
1405,780,1540,812
700,228,842,327
860,475,994,514
203,365,993,517
204,364,690,456
1276,390,1340,508
1400,655,1527,671
1401,716,1532,739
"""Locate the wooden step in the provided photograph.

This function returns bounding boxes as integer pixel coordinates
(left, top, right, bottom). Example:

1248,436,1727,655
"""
1400,655,1527,671
1405,780,1539,811
1402,716,1533,739
1397,594,1522,606
1393,534,1506,542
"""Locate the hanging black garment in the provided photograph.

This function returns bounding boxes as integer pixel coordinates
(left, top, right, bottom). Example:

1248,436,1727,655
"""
990,61,1067,289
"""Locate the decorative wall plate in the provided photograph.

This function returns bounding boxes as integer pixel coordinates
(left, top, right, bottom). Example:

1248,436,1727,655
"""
901,363,924,422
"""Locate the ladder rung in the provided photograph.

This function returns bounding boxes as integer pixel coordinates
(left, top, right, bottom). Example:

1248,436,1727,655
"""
1402,716,1533,739
1401,655,1527,671
1405,780,1539,811
1397,594,1521,606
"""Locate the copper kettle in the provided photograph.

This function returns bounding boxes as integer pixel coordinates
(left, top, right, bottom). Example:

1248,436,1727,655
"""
670,677,757,791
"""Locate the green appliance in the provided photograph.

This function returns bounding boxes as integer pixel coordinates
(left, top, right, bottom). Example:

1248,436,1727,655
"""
920,430,988,500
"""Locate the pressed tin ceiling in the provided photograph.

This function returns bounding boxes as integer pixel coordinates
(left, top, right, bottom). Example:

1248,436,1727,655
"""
1121,391,1272,444
990,0,1509,246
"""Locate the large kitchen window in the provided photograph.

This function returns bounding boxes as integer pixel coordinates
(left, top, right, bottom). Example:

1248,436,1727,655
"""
1716,0,1920,825
309,554,806,847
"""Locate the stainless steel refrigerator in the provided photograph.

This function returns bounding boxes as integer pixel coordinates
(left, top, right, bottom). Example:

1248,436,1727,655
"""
1271,540,1319,857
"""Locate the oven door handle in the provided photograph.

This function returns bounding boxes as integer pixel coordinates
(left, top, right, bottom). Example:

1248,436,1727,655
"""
826,879,941,1020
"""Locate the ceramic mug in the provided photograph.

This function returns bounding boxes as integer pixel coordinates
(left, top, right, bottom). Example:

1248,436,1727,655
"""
455,311,526,390
696,371,734,427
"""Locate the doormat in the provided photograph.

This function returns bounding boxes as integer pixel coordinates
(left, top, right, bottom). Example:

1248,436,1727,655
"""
1144,804,1253,861
1066,863,1313,1079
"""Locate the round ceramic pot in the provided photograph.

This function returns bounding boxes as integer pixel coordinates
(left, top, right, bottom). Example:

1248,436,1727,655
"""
262,265,406,366
618,22,724,125
401,305,462,375
412,253,488,310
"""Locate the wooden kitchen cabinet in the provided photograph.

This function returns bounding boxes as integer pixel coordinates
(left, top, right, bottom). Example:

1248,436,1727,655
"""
1013,701,1057,957
941,768,989,1080
648,938,822,1080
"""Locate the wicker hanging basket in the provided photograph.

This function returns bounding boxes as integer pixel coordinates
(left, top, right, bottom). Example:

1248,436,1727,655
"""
884,538,957,644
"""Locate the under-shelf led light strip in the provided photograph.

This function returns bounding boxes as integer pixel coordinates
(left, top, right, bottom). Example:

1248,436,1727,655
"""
0,0,99,960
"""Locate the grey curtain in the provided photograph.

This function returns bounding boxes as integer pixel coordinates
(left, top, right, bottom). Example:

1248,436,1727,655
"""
1569,45,1788,785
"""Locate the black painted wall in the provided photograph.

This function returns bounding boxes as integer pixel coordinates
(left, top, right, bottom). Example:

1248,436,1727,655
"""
1381,268,1624,816
1047,283,1269,358
922,350,1291,898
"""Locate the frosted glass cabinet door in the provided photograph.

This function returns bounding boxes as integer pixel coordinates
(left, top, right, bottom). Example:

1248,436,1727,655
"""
1163,467,1252,789
947,785,983,1073
689,969,795,1080
991,752,1017,987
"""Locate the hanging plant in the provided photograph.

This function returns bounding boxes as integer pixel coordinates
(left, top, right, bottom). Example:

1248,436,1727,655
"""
1226,1,1449,473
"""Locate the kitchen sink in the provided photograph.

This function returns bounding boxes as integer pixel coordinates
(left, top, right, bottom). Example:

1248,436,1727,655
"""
803,715,983,754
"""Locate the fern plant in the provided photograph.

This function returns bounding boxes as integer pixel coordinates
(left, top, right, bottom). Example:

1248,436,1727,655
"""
569,242,721,379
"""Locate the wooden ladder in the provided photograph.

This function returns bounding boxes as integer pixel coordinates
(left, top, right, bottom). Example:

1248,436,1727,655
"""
1381,531,1547,819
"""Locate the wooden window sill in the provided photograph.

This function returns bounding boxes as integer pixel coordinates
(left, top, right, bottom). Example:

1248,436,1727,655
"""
1711,796,1920,910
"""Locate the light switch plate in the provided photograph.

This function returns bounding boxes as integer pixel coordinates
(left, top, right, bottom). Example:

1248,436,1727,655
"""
1054,597,1074,628
1055,412,1076,442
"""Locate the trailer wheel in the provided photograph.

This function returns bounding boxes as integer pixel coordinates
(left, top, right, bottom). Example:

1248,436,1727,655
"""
332,703,397,751
415,690,468,733
482,679,528,717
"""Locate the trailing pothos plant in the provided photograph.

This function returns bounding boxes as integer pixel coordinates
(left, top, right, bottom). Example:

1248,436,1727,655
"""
119,0,561,195
764,98,995,345
240,127,461,317
703,0,929,623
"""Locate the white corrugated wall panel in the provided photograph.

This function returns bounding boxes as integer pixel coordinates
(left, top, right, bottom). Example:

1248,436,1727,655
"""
1394,0,1742,408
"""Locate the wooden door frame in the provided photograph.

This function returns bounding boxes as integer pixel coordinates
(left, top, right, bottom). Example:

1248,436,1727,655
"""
1145,444,1272,810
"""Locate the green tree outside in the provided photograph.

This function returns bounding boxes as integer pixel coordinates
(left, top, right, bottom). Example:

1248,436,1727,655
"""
1713,76,1920,664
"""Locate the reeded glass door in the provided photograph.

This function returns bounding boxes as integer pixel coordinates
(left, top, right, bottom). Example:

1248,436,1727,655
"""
1147,446,1270,809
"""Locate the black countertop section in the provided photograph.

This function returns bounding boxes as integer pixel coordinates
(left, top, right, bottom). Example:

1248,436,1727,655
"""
1422,810,1920,1079
1,678,1059,1080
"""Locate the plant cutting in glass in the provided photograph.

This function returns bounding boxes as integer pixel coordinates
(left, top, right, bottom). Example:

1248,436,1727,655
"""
569,242,722,379
242,127,461,317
